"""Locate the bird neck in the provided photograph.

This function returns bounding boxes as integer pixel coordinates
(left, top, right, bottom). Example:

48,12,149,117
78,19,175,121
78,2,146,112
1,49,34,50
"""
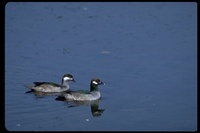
90,83,99,92
62,80,69,89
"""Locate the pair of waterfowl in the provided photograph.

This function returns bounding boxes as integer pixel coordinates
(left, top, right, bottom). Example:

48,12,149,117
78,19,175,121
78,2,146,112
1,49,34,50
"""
24,74,105,101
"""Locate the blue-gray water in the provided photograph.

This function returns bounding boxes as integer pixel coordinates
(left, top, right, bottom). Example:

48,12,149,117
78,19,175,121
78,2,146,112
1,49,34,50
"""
5,2,197,131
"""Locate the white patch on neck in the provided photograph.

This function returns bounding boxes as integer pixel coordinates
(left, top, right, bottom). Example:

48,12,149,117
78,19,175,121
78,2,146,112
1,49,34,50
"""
63,77,71,81
92,81,98,85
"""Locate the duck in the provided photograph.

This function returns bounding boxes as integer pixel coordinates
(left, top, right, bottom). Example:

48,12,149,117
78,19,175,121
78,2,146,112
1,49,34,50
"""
55,78,105,101
24,74,75,92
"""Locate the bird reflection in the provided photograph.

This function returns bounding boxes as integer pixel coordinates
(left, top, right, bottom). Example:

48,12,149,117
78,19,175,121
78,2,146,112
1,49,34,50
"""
56,99,105,117
25,90,105,117
90,101,105,117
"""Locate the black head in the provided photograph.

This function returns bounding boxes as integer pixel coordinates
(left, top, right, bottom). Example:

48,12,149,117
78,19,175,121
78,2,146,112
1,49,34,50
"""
90,78,105,92
91,78,105,86
62,74,75,82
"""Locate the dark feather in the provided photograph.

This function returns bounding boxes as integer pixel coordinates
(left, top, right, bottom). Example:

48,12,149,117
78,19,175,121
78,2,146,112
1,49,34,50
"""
55,95,66,101
34,82,61,87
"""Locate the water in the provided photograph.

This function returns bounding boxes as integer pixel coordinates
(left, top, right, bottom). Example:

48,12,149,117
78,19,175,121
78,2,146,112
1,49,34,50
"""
5,2,197,131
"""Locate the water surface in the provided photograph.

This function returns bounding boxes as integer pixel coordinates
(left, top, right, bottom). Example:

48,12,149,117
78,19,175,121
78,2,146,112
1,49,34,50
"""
5,2,197,131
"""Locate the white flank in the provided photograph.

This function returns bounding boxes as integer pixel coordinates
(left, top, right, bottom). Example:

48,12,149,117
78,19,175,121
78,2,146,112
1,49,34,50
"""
92,81,98,85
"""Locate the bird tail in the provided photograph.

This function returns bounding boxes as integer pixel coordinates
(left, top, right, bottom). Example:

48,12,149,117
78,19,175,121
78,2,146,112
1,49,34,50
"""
24,84,34,89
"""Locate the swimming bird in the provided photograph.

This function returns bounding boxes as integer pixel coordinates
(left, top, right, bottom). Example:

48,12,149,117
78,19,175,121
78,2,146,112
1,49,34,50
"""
55,78,105,101
24,74,75,92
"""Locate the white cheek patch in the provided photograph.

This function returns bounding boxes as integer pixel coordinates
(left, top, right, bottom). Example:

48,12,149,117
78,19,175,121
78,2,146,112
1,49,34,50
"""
63,77,72,81
92,81,98,85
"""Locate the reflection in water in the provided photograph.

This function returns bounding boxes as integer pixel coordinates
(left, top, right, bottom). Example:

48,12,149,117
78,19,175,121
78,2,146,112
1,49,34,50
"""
57,99,105,117
25,91,105,117
90,102,105,117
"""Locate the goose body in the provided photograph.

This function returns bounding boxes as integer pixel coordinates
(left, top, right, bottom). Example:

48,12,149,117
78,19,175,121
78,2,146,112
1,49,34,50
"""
56,78,105,101
24,74,75,92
